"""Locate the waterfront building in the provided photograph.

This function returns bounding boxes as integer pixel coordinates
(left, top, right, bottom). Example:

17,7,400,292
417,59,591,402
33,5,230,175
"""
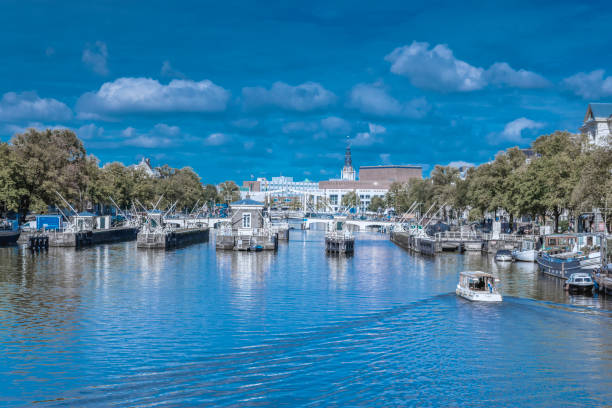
580,103,612,147
319,145,422,213
129,157,160,178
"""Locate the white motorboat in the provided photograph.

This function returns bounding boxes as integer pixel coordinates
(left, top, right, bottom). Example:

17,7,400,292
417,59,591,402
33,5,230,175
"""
494,249,513,262
565,273,594,293
456,271,503,302
512,240,537,262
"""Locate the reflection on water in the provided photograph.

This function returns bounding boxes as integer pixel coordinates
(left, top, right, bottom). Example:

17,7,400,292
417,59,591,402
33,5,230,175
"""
0,231,611,407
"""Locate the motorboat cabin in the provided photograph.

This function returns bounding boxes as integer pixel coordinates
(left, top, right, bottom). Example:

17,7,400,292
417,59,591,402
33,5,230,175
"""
456,271,502,302
565,273,594,294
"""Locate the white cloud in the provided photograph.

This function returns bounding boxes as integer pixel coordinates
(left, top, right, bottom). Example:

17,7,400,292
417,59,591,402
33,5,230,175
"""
0,92,72,122
82,41,109,75
348,83,429,118
379,153,391,164
385,41,548,92
161,61,185,79
76,77,230,117
485,62,549,88
77,124,104,140
119,124,182,148
351,132,381,146
153,123,180,136
350,123,386,147
368,123,386,134
242,81,336,112
321,116,351,134
204,132,231,146
562,69,612,99
500,117,544,143
447,160,475,169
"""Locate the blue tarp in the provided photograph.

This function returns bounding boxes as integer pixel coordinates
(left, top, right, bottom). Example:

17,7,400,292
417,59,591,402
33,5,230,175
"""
36,215,62,230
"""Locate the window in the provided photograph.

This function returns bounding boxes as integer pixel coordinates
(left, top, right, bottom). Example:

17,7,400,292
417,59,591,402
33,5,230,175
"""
330,195,338,205
242,213,251,228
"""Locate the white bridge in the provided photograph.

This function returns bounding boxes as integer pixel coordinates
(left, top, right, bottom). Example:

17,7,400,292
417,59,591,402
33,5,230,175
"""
302,218,394,232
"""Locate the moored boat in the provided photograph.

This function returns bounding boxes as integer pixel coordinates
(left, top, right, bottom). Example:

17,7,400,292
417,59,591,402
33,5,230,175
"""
512,240,537,262
494,249,513,262
564,273,594,294
536,233,603,279
0,220,20,246
456,271,502,302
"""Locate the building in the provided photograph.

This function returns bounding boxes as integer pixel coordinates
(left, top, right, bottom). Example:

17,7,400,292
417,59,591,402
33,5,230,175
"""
319,144,422,213
341,143,356,181
359,165,422,185
129,157,160,177
257,176,319,193
230,199,265,232
580,103,612,147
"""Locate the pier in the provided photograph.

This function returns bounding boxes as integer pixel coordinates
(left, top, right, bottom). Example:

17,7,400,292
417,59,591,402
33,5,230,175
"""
325,231,355,254
390,230,535,256
18,227,139,248
137,227,209,249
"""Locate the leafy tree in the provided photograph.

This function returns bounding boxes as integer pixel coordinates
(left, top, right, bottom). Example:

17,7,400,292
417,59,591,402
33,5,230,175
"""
368,196,386,212
341,190,359,209
218,181,241,204
7,129,88,220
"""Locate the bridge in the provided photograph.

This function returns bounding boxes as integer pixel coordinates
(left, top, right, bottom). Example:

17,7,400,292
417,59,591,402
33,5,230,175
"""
302,218,394,232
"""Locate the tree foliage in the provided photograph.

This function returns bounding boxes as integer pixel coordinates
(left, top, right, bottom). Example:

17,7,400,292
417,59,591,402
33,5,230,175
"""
0,128,223,219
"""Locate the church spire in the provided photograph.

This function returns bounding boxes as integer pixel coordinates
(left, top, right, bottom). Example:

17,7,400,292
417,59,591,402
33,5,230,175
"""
344,136,352,167
341,136,356,181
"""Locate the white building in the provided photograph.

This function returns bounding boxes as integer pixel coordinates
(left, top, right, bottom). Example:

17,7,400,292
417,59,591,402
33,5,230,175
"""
580,103,612,147
129,157,160,177
257,176,319,193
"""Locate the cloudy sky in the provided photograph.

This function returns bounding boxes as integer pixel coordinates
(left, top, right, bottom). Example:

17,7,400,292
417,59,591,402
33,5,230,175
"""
0,0,610,183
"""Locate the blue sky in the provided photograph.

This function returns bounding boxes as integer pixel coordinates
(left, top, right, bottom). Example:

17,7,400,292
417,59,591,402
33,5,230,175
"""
1,0,610,183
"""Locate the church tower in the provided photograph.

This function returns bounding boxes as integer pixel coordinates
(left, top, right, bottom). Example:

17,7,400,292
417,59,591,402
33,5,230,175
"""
341,137,356,181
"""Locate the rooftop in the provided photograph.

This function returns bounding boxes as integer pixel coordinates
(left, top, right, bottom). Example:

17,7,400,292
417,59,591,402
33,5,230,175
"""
585,103,612,120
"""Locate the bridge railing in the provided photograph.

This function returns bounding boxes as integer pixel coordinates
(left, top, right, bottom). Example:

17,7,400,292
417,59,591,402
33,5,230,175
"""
434,231,483,241
481,233,537,242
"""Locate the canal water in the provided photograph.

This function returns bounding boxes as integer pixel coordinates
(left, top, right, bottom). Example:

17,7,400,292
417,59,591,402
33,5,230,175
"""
0,231,611,407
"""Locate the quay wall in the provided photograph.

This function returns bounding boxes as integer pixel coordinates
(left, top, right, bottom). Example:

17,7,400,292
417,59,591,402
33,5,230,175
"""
137,228,209,249
19,227,139,247
390,231,438,255
216,233,278,251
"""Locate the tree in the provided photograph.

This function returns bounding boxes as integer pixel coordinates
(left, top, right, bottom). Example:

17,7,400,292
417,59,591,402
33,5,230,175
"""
203,184,220,207
531,131,582,232
218,181,240,204
341,190,359,209
8,129,88,220
368,196,386,212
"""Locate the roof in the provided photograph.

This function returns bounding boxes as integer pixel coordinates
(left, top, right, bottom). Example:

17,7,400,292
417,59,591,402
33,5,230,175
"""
585,103,612,121
231,198,264,206
459,271,493,278
359,165,422,169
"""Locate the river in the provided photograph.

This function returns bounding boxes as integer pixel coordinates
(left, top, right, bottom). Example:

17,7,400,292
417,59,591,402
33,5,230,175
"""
1,230,610,406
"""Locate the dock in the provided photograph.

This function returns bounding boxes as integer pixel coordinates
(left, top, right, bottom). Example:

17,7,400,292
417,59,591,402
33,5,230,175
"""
216,229,278,251
137,227,209,249
18,227,139,248
325,231,354,254
390,230,533,256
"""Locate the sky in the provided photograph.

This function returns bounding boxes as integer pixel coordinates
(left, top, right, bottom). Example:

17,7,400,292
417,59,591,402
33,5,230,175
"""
1,0,611,183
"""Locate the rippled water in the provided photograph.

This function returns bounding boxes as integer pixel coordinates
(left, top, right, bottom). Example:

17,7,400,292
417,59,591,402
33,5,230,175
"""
1,231,611,407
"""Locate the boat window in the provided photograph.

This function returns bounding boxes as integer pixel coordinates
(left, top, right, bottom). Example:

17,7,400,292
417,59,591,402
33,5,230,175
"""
574,278,583,282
